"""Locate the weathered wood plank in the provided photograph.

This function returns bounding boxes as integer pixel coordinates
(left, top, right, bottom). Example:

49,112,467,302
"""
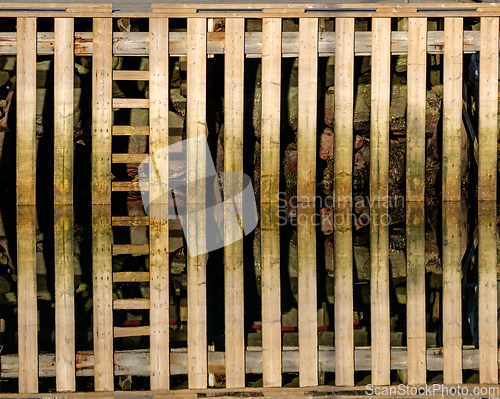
369,17,391,387
112,181,144,191
112,153,149,163
149,16,171,391
186,17,208,390
16,16,37,394
442,17,463,202
223,17,245,389
442,201,462,383
114,326,150,338
478,202,498,383
478,17,499,201
406,202,426,384
261,17,282,388
113,98,150,108
113,298,150,310
92,17,113,392
406,18,427,203
113,70,149,80
261,204,282,388
113,126,150,135
113,271,150,282
113,244,149,255
334,18,354,387
297,17,318,388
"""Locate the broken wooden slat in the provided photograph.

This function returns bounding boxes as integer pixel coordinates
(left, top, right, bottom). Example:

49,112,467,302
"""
478,17,499,201
113,126,150,136
297,16,318,388
149,16,171,391
223,17,245,389
113,70,149,80
113,244,149,255
369,17,391,386
113,298,150,310
442,17,463,202
113,98,150,109
16,16,38,394
186,17,208,390
113,272,150,282
442,201,462,384
261,16,282,389
91,17,113,392
406,18,427,202
406,202,426,384
334,17,355,387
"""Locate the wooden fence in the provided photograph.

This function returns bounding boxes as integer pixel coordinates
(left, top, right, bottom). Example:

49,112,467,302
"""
0,2,499,396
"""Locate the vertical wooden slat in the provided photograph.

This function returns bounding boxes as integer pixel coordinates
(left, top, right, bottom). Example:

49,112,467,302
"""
406,18,427,202
478,202,498,383
149,17,170,391
442,17,463,202
224,17,245,389
334,17,354,387
92,17,113,392
406,202,426,384
54,17,75,393
261,17,282,388
442,201,462,383
369,17,391,386
16,17,37,394
187,17,208,389
478,17,499,201
297,17,318,388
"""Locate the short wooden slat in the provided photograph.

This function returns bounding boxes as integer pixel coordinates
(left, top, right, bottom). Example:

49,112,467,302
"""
113,298,150,310
114,326,150,338
54,17,76,393
478,17,499,201
113,244,149,255
442,17,463,202
113,98,150,109
406,202,426,384
334,17,355,387
406,18,427,202
112,182,144,191
92,17,113,392
149,16,171,391
223,17,245,389
16,17,38,394
113,126,150,136
297,17,318,388
187,17,208,390
112,216,150,226
112,154,149,163
478,202,498,383
113,272,150,282
261,17,282,389
442,201,462,384
113,70,149,80
369,17,391,387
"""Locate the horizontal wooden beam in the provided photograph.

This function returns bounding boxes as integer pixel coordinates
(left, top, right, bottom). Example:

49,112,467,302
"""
113,271,150,282
0,30,488,57
112,244,149,255
113,70,149,80
112,153,148,163
113,298,150,310
113,98,149,109
0,347,494,379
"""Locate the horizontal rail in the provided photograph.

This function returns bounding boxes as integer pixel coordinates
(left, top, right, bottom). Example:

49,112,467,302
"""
113,271,150,282
112,244,149,255
0,30,486,56
113,298,150,310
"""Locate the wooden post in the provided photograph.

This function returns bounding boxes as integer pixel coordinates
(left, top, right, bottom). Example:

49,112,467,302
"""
478,201,498,383
442,201,462,383
406,18,427,202
92,17,113,392
54,17,75,393
149,17,170,391
369,17,391,386
297,17,318,388
187,17,208,389
334,18,354,387
16,17,37,394
224,17,245,389
406,202,426,384
261,17,282,388
478,17,499,201
442,18,463,202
